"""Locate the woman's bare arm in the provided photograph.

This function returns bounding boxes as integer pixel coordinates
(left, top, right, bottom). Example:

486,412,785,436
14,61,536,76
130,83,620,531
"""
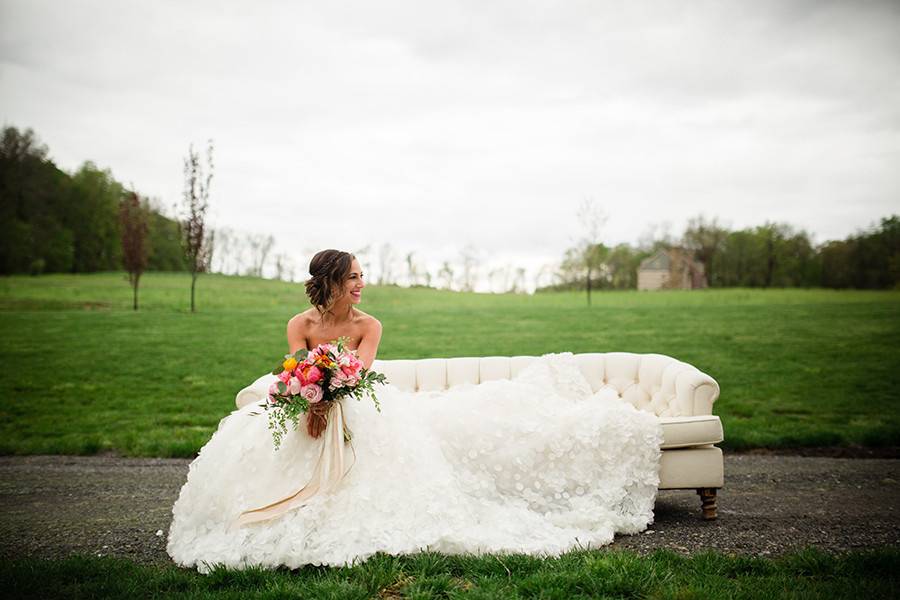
286,315,309,355
356,318,383,370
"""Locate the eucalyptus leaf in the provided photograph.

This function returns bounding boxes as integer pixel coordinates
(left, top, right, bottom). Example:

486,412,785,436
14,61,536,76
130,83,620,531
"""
276,381,287,394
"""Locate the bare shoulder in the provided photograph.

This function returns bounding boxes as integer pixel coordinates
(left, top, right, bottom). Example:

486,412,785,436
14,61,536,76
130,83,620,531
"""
287,308,318,334
353,309,382,333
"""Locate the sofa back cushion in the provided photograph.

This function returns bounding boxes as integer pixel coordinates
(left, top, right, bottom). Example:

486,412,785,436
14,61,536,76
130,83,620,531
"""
372,352,703,417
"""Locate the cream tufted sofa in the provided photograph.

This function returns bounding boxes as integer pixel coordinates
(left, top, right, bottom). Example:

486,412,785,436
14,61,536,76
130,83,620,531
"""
236,352,724,519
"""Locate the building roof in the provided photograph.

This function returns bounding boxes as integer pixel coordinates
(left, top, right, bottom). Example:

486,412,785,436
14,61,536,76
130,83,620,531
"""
639,249,670,271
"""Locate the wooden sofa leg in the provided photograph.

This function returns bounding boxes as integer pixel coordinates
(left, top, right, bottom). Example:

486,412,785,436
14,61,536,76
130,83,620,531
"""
697,488,718,520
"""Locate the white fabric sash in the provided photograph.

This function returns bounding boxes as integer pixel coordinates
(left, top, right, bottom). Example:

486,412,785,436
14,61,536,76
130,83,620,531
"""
235,401,354,527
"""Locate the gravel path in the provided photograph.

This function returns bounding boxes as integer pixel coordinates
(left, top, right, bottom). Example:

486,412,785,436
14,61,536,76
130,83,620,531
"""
0,454,897,566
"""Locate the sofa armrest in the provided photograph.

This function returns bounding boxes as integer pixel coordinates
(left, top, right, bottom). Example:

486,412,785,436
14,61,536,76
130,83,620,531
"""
674,368,720,416
235,373,277,409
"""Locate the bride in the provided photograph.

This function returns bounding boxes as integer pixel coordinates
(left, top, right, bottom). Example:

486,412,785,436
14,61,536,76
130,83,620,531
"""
167,249,663,572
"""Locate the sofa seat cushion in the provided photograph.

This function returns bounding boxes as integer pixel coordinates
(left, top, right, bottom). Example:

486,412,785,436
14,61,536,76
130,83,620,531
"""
659,415,723,449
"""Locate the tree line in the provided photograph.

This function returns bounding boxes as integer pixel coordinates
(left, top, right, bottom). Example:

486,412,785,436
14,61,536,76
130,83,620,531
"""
549,214,899,292
2,125,896,293
0,126,187,276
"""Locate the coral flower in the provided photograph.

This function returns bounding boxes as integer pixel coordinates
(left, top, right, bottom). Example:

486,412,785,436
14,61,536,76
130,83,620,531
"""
315,356,335,369
297,364,323,385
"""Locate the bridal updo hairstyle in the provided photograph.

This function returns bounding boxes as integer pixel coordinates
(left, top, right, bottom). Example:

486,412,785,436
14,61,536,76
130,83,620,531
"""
305,249,355,312
303,249,356,439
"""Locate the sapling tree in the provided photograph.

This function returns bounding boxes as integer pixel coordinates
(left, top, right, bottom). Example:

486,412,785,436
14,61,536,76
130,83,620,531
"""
576,199,608,306
181,141,214,312
119,191,149,310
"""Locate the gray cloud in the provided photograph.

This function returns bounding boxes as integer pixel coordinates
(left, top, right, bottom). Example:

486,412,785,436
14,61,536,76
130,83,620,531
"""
1,0,898,282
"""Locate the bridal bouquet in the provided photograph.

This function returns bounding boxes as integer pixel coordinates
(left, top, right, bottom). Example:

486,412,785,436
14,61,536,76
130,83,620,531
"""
258,337,387,449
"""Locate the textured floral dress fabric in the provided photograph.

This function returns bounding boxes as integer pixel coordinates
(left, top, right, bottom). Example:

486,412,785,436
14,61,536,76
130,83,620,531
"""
166,353,663,572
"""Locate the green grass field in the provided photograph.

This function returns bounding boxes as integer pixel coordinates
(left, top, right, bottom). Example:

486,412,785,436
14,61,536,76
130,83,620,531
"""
3,548,898,599
1,272,898,456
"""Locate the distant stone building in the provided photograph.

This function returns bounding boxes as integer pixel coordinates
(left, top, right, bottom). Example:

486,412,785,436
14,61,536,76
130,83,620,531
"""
637,248,708,291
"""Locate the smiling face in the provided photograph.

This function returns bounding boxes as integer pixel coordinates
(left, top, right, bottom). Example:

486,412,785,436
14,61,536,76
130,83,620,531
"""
341,258,365,305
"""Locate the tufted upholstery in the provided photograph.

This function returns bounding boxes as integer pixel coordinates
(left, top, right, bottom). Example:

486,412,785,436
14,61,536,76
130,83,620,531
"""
371,352,721,418
235,352,724,493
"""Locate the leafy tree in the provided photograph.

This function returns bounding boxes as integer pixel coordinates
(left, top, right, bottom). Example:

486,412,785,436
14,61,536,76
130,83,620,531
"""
820,216,900,289
683,215,727,286
716,229,761,286
147,210,188,271
0,126,71,274
68,162,123,272
119,192,150,310
606,244,646,290
820,239,854,288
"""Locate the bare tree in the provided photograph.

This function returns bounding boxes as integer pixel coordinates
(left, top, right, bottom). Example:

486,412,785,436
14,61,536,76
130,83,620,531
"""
459,245,480,292
576,199,608,306
119,191,149,310
438,261,455,290
273,253,295,281
246,233,275,277
638,220,675,253
488,266,506,293
534,263,557,291
211,227,236,274
231,233,251,276
377,243,395,285
509,267,526,293
405,252,421,286
182,140,214,312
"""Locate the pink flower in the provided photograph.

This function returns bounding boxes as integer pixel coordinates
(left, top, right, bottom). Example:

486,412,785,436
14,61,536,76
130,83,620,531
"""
330,369,360,390
338,352,362,376
300,383,323,404
296,364,323,385
277,370,291,384
268,382,279,396
329,370,348,389
288,377,302,395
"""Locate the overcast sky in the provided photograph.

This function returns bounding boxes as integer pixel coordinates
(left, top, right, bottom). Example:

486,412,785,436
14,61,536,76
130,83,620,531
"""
2,0,898,286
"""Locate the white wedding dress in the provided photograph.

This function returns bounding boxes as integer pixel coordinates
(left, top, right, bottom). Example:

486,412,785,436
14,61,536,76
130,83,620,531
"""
167,353,663,572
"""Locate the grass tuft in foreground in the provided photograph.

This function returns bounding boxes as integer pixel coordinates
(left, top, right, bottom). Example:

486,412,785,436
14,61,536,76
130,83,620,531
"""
1,547,898,599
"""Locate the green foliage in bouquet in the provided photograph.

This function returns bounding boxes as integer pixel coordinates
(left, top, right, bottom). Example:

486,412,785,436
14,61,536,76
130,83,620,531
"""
257,337,388,449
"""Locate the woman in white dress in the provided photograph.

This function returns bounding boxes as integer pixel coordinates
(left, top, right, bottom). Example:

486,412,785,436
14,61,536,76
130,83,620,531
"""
167,249,663,572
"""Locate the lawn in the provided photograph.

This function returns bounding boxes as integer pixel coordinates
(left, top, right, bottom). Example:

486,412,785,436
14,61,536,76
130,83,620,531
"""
3,548,898,599
0,272,898,456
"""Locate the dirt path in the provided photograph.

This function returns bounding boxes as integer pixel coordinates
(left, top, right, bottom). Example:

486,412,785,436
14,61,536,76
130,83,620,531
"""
0,454,897,566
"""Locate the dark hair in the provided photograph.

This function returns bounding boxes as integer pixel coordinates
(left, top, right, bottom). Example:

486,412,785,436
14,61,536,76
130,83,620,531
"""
305,249,355,311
